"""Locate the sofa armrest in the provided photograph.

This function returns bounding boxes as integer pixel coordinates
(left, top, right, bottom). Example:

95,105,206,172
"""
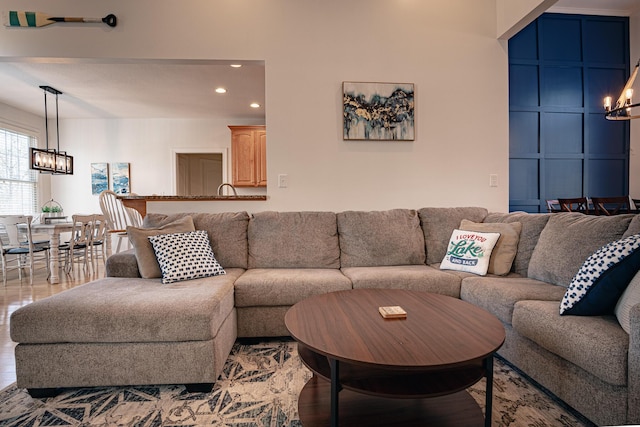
105,250,141,278
629,303,640,423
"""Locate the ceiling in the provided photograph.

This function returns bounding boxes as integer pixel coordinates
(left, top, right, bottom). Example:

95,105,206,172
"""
0,59,265,120
0,0,635,121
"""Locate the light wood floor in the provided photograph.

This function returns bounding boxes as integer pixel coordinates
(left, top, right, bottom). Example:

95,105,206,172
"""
0,263,103,390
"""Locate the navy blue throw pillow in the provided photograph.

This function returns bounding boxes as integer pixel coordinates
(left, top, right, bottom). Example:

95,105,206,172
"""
560,234,640,316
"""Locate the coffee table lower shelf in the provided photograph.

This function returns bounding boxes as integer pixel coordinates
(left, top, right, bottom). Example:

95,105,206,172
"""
298,376,485,427
298,344,485,398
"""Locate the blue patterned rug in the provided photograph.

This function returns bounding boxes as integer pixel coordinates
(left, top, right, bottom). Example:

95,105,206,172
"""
0,339,594,426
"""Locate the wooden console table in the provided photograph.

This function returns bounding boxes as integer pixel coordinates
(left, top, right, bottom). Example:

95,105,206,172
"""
118,195,267,217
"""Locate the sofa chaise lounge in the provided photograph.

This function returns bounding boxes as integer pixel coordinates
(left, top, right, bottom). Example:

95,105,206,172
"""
10,207,640,426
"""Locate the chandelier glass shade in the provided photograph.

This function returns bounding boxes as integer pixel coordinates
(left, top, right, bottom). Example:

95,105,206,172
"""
604,60,640,121
30,85,74,174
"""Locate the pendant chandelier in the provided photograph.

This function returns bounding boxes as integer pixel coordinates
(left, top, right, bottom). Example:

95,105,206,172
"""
30,85,74,174
604,60,640,121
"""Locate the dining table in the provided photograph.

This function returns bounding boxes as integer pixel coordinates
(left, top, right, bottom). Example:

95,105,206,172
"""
29,222,74,284
28,222,112,284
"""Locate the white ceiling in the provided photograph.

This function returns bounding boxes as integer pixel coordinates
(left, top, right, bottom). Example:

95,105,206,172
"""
0,59,265,120
0,0,635,121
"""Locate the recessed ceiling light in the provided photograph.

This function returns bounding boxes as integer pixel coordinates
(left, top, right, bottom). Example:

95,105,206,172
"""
215,87,227,94
250,103,260,108
230,64,242,68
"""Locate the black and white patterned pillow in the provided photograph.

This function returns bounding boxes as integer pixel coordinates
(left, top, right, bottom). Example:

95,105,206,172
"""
560,233,640,316
148,230,226,284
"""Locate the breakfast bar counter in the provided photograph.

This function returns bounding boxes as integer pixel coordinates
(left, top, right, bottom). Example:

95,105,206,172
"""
118,195,268,217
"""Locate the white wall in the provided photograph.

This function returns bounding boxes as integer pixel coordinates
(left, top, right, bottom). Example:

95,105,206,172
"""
0,1,549,215
54,117,264,215
496,0,557,39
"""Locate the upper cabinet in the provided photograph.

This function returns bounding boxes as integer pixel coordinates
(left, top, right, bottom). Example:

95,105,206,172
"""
229,125,266,187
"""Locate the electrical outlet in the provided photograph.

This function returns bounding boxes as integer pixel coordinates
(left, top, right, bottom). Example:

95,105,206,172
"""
278,174,289,188
489,174,498,187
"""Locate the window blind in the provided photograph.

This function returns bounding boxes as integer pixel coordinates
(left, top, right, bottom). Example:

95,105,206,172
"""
0,126,38,215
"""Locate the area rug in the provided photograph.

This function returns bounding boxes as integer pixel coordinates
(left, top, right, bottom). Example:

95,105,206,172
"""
0,339,595,427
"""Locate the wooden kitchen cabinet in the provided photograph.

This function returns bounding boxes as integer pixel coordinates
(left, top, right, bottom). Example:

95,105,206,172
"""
229,125,266,187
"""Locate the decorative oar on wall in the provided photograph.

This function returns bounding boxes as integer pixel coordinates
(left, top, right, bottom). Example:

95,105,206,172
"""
4,11,117,28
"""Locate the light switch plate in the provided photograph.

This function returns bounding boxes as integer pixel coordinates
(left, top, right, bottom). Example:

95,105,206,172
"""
278,174,289,188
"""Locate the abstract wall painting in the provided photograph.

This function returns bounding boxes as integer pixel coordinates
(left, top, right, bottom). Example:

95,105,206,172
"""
110,162,131,194
90,163,109,195
343,82,415,141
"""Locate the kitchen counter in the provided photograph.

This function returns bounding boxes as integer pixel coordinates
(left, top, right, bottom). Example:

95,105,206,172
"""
118,195,267,217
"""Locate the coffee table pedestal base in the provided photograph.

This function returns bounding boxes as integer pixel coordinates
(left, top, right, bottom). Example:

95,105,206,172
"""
298,376,484,427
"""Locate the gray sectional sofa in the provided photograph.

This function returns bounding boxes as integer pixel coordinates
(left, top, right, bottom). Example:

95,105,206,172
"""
10,207,640,426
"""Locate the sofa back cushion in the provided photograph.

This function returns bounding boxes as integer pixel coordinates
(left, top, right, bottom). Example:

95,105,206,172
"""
483,212,550,276
418,207,488,265
528,212,633,287
623,214,640,238
248,211,340,269
337,209,425,267
128,215,196,278
458,219,522,276
144,212,249,269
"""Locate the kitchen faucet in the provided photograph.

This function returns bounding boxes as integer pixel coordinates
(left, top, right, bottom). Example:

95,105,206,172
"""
217,183,238,196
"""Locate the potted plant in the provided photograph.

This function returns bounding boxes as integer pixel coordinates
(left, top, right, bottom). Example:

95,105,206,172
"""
41,200,64,218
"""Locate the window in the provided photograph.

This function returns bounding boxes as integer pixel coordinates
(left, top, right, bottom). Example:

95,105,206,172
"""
0,125,38,214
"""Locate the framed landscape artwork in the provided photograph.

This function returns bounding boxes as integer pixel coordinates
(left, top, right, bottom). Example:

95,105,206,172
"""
90,163,109,195
110,162,131,194
343,82,415,141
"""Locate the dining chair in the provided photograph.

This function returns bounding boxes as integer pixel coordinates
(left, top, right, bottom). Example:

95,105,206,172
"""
557,197,589,213
65,214,95,275
545,199,561,213
99,190,133,253
591,196,631,216
125,206,143,228
90,214,108,271
0,215,49,286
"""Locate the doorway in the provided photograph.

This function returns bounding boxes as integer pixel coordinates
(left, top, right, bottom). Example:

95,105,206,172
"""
172,148,228,196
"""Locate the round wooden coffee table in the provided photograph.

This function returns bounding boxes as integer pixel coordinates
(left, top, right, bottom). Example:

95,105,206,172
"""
284,289,505,427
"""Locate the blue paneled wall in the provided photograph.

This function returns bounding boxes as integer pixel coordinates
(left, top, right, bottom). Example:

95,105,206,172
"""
509,13,629,212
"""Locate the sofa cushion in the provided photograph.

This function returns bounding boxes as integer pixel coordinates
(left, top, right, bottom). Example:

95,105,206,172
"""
513,300,629,386
234,268,352,307
105,249,142,278
459,220,522,276
560,234,640,316
418,207,488,265
440,229,500,275
460,277,566,324
337,209,425,267
623,214,640,238
528,213,633,287
127,216,195,278
149,230,226,284
247,211,340,269
615,270,640,334
144,212,249,269
431,262,522,280
10,272,243,344
341,265,461,298
484,212,550,276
